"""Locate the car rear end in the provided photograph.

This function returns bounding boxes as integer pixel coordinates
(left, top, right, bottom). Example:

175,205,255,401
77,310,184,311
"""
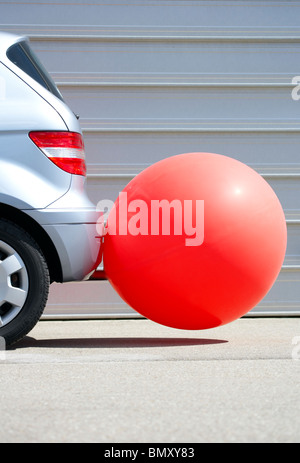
0,32,102,283
0,32,102,345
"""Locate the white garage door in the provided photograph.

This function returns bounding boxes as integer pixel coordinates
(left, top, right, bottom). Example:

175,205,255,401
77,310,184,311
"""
1,0,299,318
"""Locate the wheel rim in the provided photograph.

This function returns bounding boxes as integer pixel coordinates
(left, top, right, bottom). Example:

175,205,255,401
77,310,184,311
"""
0,241,29,327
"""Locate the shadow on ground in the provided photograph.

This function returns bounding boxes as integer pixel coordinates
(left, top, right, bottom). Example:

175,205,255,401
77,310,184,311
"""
12,337,228,349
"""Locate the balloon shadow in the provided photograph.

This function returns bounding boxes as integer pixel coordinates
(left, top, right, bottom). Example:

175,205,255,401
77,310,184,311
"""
12,337,228,349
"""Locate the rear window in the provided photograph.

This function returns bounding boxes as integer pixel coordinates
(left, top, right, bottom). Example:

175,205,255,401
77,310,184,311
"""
6,40,64,102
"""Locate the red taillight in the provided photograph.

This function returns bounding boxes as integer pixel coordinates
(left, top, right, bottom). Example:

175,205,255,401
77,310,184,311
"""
29,131,87,176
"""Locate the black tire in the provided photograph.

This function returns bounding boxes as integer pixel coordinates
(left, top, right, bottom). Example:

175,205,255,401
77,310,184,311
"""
0,219,50,346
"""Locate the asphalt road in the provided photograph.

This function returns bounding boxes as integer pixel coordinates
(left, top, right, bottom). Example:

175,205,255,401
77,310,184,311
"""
0,317,299,443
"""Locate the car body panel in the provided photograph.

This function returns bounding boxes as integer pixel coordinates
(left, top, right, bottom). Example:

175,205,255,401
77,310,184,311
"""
43,223,102,282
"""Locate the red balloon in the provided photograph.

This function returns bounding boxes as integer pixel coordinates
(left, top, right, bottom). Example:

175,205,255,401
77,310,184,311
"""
103,153,287,330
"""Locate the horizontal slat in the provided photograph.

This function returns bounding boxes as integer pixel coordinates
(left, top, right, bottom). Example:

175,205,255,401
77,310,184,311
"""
4,23,300,43
83,127,300,133
60,86,298,125
54,71,297,85
1,0,300,30
87,173,300,179
28,40,300,78
58,82,295,88
83,131,300,177
28,34,300,43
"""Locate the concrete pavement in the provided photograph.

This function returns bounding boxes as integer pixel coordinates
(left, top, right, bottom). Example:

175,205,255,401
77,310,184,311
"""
0,317,299,443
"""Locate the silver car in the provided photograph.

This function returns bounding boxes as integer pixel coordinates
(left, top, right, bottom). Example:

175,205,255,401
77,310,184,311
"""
0,32,102,345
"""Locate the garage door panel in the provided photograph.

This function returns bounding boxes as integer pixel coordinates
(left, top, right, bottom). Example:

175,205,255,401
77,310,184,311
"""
31,40,300,77
1,0,299,29
60,86,298,128
285,224,300,266
83,132,300,174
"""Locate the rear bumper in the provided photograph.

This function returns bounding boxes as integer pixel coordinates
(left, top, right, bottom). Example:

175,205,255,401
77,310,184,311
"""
43,222,102,282
25,175,103,282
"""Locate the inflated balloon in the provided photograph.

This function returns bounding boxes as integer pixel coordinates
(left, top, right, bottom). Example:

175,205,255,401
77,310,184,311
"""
103,153,287,330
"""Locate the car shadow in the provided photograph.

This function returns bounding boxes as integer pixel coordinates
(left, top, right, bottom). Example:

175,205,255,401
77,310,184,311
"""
12,336,228,349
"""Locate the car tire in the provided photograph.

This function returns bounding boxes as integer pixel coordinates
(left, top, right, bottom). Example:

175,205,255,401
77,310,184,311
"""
0,219,50,346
